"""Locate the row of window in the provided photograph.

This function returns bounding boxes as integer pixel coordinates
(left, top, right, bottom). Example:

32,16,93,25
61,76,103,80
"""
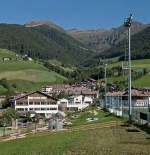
16,102,57,105
16,108,57,111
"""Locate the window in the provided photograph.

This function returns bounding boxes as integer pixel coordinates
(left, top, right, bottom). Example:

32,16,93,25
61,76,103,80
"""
50,108,57,110
34,108,40,111
34,102,40,105
23,102,28,105
16,108,24,111
16,102,23,105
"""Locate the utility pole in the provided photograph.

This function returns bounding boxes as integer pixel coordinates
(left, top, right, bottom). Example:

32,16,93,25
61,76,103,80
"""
124,13,133,122
104,62,107,108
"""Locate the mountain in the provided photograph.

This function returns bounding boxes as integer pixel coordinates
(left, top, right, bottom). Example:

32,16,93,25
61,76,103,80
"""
0,23,95,66
67,22,150,52
97,26,150,60
25,20,65,32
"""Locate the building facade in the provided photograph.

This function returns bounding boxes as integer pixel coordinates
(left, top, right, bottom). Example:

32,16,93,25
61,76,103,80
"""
10,91,58,118
58,95,93,111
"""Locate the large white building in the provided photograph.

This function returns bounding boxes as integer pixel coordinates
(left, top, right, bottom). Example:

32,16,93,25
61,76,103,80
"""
10,91,58,118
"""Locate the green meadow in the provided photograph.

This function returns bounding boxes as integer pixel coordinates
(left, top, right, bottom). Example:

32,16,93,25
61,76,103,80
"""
99,57,150,87
100,74,150,87
0,49,66,92
106,58,150,71
0,125,150,154
0,109,149,155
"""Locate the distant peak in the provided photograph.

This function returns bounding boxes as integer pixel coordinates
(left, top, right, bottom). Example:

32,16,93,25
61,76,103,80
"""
24,20,65,32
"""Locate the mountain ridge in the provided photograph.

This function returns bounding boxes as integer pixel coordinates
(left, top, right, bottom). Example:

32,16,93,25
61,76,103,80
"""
24,20,65,32
0,23,95,66
67,21,150,52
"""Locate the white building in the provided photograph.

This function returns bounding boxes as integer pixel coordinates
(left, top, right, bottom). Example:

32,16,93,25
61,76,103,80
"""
58,95,93,111
28,57,33,61
10,91,58,118
42,86,53,93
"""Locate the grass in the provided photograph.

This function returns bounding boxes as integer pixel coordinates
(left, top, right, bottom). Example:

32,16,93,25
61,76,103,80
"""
8,80,53,92
102,56,119,62
0,49,18,59
99,74,150,87
132,75,150,87
0,49,67,92
0,60,48,72
0,69,65,82
0,124,150,154
66,109,125,127
106,58,150,71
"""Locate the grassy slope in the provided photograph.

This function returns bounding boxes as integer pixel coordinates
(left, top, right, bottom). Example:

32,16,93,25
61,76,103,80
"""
0,125,150,154
0,49,66,92
99,58,150,87
100,75,150,87
106,58,150,71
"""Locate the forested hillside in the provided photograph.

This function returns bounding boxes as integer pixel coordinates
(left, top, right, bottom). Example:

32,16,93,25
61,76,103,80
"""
95,26,150,60
0,24,95,66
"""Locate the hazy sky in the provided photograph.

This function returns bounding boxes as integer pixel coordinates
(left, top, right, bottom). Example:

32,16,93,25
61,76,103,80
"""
0,0,149,30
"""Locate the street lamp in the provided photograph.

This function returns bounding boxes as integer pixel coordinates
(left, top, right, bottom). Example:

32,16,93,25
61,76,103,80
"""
124,13,133,122
104,62,107,108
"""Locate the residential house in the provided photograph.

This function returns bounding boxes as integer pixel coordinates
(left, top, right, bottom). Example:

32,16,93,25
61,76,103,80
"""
136,71,143,75
10,91,58,118
58,98,68,112
42,84,70,93
106,89,150,108
42,86,53,93
58,95,93,111
3,57,9,60
42,84,99,99
16,58,23,61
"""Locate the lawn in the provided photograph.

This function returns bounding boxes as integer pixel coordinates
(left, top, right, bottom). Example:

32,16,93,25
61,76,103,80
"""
0,125,150,154
66,109,125,127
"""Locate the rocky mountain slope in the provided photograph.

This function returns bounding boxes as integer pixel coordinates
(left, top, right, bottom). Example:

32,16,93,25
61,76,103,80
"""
67,22,150,52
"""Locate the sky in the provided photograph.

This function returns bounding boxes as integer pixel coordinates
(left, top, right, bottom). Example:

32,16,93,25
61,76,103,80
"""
0,0,150,30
